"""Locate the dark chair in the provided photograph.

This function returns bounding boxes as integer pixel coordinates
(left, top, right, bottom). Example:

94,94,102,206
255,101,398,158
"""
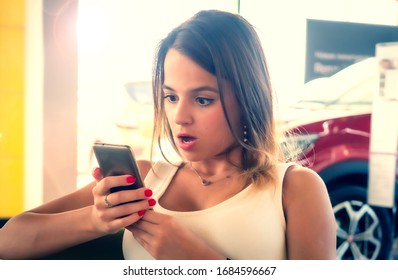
42,230,125,260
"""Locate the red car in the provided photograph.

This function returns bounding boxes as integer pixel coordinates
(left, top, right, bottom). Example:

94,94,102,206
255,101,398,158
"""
282,58,397,259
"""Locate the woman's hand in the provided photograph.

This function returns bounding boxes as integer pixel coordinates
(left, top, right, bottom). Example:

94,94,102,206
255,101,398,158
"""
127,211,222,260
90,167,156,235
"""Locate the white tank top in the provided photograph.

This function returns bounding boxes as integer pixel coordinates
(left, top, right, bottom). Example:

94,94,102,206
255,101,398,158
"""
122,161,294,260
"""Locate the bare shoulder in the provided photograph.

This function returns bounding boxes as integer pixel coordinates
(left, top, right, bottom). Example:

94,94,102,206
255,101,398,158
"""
282,164,336,259
282,164,328,205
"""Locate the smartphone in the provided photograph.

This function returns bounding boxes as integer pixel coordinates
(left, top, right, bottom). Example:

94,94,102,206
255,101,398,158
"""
92,142,144,193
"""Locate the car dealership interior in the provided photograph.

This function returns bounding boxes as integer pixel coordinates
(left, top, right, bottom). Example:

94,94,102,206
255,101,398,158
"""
1,0,398,261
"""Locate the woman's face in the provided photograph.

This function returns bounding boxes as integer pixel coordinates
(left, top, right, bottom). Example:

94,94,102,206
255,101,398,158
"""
163,48,241,162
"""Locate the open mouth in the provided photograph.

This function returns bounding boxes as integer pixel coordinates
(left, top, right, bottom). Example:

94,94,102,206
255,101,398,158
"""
179,136,195,143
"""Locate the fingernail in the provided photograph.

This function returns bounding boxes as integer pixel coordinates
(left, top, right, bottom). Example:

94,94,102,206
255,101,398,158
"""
144,189,153,197
148,198,156,207
126,176,136,184
137,210,145,216
92,167,100,174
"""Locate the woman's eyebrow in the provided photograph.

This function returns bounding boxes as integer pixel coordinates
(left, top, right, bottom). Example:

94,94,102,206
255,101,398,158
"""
162,84,219,94
191,86,219,94
162,85,174,92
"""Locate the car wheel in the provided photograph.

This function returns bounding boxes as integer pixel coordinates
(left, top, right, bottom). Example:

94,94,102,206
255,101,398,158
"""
329,185,392,260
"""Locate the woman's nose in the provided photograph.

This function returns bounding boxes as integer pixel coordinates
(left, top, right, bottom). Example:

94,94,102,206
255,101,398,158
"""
174,102,193,125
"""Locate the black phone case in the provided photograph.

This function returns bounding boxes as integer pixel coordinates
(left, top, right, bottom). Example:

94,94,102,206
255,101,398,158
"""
93,142,144,192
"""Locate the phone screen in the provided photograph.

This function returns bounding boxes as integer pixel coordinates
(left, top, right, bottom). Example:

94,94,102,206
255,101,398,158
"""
93,142,144,192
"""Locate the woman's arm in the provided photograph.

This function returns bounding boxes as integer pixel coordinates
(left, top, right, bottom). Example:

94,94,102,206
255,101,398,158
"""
0,161,154,259
0,182,99,259
283,165,337,260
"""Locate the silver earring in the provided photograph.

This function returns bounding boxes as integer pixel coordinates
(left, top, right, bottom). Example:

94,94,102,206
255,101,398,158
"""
243,125,248,143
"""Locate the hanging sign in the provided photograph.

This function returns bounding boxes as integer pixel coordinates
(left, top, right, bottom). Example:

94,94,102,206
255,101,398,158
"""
368,42,398,208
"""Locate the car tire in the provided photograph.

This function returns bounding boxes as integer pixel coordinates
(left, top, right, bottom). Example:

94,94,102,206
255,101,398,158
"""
329,185,393,260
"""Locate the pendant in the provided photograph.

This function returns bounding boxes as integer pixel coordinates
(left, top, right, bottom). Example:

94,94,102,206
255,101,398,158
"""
201,179,212,186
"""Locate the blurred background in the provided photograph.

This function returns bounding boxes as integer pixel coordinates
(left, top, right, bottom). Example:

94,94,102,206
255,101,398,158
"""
1,0,398,259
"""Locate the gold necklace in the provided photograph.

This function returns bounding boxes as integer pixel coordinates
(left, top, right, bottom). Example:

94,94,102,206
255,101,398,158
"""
189,162,234,186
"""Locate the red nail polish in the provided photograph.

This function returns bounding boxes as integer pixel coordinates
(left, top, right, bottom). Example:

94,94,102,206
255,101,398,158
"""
138,210,145,216
92,167,100,173
92,167,101,176
144,189,153,197
126,176,136,184
148,198,156,207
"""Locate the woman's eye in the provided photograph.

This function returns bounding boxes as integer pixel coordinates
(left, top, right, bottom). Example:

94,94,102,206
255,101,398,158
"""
163,94,178,103
196,97,213,106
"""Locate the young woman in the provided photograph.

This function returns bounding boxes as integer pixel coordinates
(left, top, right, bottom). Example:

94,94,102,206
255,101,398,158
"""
0,10,336,260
